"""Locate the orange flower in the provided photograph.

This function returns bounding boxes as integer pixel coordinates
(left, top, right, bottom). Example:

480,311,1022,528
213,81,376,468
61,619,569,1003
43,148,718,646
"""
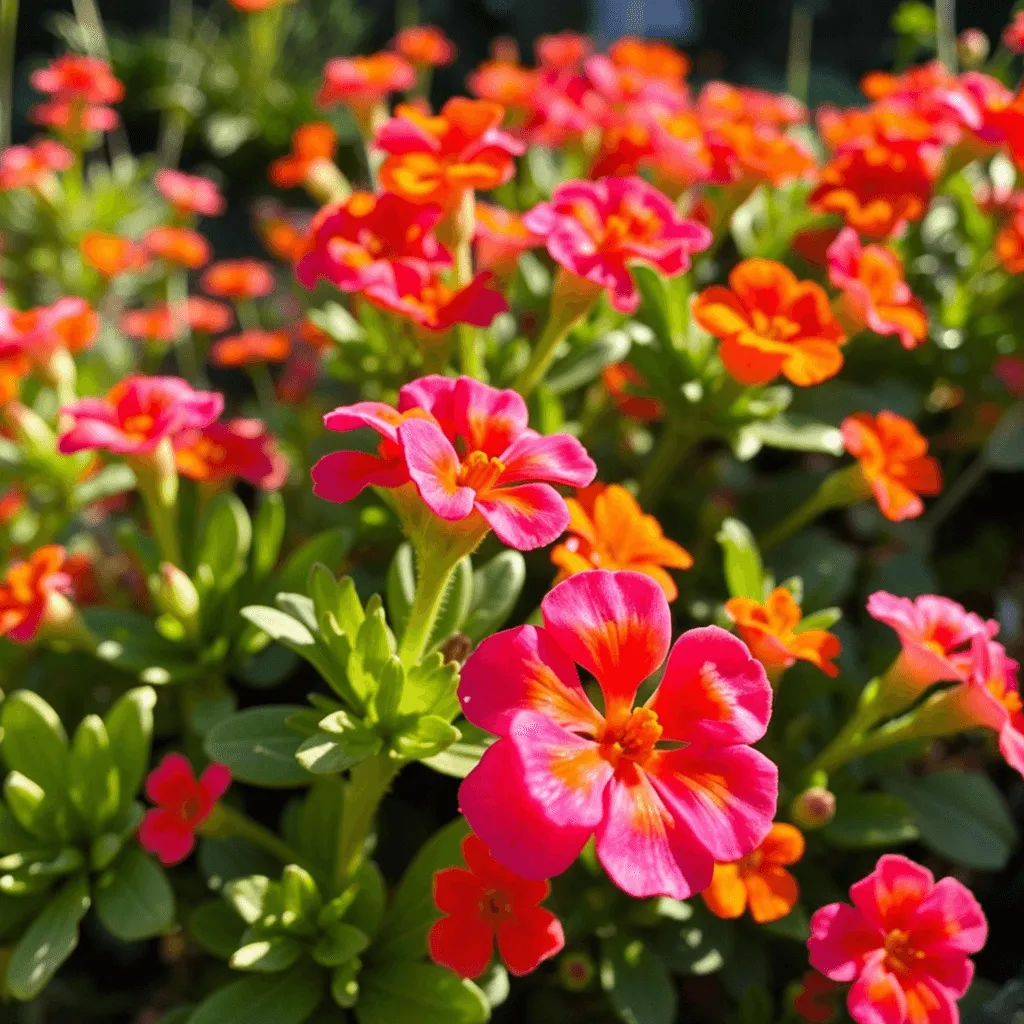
119,307,176,343
268,122,338,189
80,231,148,276
0,352,30,404
0,545,74,643
474,201,541,275
725,587,841,678
394,26,456,68
996,210,1024,273
709,120,816,187
702,822,805,924
601,363,662,422
143,226,211,269
692,260,847,387
535,32,590,69
467,59,536,110
840,411,942,522
551,483,692,600
185,297,234,334
211,329,291,367
608,36,689,82
376,97,523,208
698,81,807,127
0,488,25,524
817,103,945,150
201,259,275,300
809,140,938,238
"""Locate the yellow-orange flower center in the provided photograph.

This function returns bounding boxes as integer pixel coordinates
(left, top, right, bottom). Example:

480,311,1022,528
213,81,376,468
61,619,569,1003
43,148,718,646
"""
599,707,663,768
883,929,925,976
122,413,155,439
987,679,1023,714
458,450,505,493
749,308,801,341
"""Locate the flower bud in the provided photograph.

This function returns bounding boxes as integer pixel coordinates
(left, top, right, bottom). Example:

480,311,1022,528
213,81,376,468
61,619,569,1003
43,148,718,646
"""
153,562,201,636
791,786,837,830
558,951,596,992
956,28,989,69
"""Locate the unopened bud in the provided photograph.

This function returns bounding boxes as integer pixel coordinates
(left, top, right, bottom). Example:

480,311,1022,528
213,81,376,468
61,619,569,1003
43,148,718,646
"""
439,632,473,665
558,951,595,992
791,786,837,830
957,28,989,68
153,562,200,636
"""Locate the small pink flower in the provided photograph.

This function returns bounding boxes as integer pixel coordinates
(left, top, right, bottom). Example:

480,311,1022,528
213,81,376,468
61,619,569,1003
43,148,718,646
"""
58,376,224,455
866,591,998,690
523,176,712,313
458,569,777,898
0,139,73,191
139,754,231,865
312,375,596,550
155,169,226,217
174,417,289,490
808,854,987,1024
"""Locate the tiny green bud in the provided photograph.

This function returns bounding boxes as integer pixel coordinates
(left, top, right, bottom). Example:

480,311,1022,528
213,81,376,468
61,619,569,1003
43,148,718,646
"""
791,786,837,830
558,951,596,992
153,563,200,637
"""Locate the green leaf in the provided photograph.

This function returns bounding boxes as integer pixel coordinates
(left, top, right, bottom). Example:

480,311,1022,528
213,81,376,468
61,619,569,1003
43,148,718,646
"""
345,860,386,939
194,492,252,594
312,922,370,967
94,847,175,940
650,900,733,975
546,328,632,394
296,713,382,774
230,936,305,973
251,493,286,582
429,556,472,649
401,653,459,720
71,463,137,508
104,687,156,814
375,817,470,962
823,793,919,848
357,962,489,1024
885,771,1018,870
85,608,204,684
278,529,352,595
281,864,321,924
188,900,246,959
422,721,494,778
0,691,68,792
716,518,764,601
385,544,417,638
462,551,527,644
741,416,844,458
390,716,460,762
296,777,343,874
204,707,311,788
983,403,1024,471
241,607,316,648
68,715,120,833
185,960,324,1024
4,772,59,841
373,657,406,725
5,875,90,1000
225,875,271,924
600,935,677,1024
387,546,471,650
348,602,397,705
795,608,843,633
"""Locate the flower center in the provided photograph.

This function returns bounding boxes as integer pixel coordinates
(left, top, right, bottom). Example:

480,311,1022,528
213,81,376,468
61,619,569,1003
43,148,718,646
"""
458,450,505,493
987,678,1023,714
122,413,155,439
749,309,801,342
883,929,924,976
178,796,202,823
479,889,513,922
599,707,662,768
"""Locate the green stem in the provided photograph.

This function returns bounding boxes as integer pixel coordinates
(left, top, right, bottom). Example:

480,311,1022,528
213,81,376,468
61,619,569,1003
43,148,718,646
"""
455,241,484,379
168,272,202,386
335,754,399,886
935,0,957,71
130,443,183,568
759,466,866,553
786,4,813,105
398,548,460,668
247,362,277,415
923,454,986,537
514,283,598,398
0,0,19,150
638,417,697,511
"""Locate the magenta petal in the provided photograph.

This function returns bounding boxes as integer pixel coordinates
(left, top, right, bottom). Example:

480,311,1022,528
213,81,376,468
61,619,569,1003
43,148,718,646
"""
847,952,907,1024
459,740,591,880
913,877,988,957
398,418,475,521
322,401,402,440
200,763,232,802
397,374,458,430
851,854,934,933
807,903,883,983
311,450,407,504
475,483,569,551
453,376,529,456
145,752,195,804
499,432,597,488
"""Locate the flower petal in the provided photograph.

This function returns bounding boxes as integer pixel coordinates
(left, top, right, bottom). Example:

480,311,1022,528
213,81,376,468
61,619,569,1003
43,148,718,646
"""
453,376,528,456
808,903,883,983
499,432,597,488
848,952,908,1024
540,570,671,715
760,821,805,866
322,401,402,440
911,876,987,957
648,626,772,745
311,450,407,503
145,752,195,805
199,763,231,802
428,914,494,979
746,864,799,923
458,624,603,738
496,907,565,976
475,483,569,551
138,808,196,865
850,854,933,934
434,865,486,915
398,418,475,520
702,862,747,919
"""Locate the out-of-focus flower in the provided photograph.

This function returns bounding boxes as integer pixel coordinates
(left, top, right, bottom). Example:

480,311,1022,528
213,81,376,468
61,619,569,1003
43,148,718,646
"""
809,140,938,238
792,226,841,268
0,297,99,359
693,260,847,386
0,352,29,405
395,25,456,68
458,570,777,897
29,55,123,133
474,202,542,277
996,210,1024,273
312,375,595,551
80,232,149,276
808,854,986,1024
957,28,990,69
119,307,177,343
0,488,26,524
211,329,291,367
377,97,524,210
995,355,1024,397
57,376,223,455
175,418,288,490
867,591,996,691
703,822,804,923
524,176,711,314
296,191,449,292
726,587,841,678
817,103,947,150
698,81,806,127
201,259,275,300
608,36,690,83
551,483,692,600
155,169,226,217
269,122,338,189
316,53,416,127
139,754,231,865
119,299,231,343
0,139,73,191
827,228,928,349
0,545,74,643
228,0,292,11
841,412,942,522
185,296,233,334
793,972,840,1024
601,363,662,422
1005,11,1024,51
362,261,507,333
429,833,564,979
535,32,591,69
707,120,817,188
143,226,211,269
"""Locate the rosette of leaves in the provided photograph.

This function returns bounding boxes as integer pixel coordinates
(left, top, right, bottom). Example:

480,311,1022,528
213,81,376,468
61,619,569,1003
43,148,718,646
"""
0,687,174,1000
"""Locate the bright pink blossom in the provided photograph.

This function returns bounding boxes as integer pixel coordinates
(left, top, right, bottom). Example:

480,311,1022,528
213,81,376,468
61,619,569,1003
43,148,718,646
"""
57,376,223,455
866,591,997,690
458,570,777,898
523,176,712,313
154,169,226,217
174,418,289,490
808,854,986,1024
312,375,596,550
0,139,73,191
139,754,231,865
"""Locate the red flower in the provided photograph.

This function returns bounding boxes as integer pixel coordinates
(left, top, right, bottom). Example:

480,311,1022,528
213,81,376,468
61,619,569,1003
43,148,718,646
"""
0,545,73,643
996,210,1024,274
394,26,456,68
268,122,338,189
143,226,211,269
428,834,564,979
175,418,288,490
201,259,275,300
0,139,72,191
1005,11,1024,52
793,972,840,1024
154,169,225,217
211,329,291,367
601,362,663,422
138,754,231,865
29,56,123,134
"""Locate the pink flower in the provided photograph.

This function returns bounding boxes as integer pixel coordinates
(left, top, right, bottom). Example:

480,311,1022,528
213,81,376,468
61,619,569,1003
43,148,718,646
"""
154,169,226,217
808,854,987,1024
866,591,998,690
57,376,223,455
458,569,777,898
139,754,231,865
312,375,596,551
0,139,73,191
174,418,289,490
523,176,712,313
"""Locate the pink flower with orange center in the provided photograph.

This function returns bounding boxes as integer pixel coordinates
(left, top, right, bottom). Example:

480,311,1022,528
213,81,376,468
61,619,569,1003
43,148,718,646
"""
523,176,711,313
808,854,986,1024
0,545,74,643
0,297,99,359
154,169,225,217
174,418,288,490
316,53,416,117
0,139,72,191
458,569,777,898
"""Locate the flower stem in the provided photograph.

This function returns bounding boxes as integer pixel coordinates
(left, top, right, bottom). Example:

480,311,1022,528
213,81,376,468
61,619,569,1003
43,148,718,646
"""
0,0,19,150
335,754,399,886
130,442,183,568
638,417,697,511
397,547,461,668
759,466,867,552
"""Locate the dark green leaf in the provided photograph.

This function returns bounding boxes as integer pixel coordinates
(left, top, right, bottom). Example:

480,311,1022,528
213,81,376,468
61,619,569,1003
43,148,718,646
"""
823,792,919,848
188,900,246,959
103,687,155,813
204,707,311,788
462,551,527,644
600,935,676,1024
95,847,175,941
230,936,305,973
68,715,120,833
357,962,489,1024
278,530,352,595
185,960,324,1024
0,691,68,792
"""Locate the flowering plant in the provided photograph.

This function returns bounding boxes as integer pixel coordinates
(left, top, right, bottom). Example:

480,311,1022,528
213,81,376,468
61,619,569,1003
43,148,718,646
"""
1,5,1024,1024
